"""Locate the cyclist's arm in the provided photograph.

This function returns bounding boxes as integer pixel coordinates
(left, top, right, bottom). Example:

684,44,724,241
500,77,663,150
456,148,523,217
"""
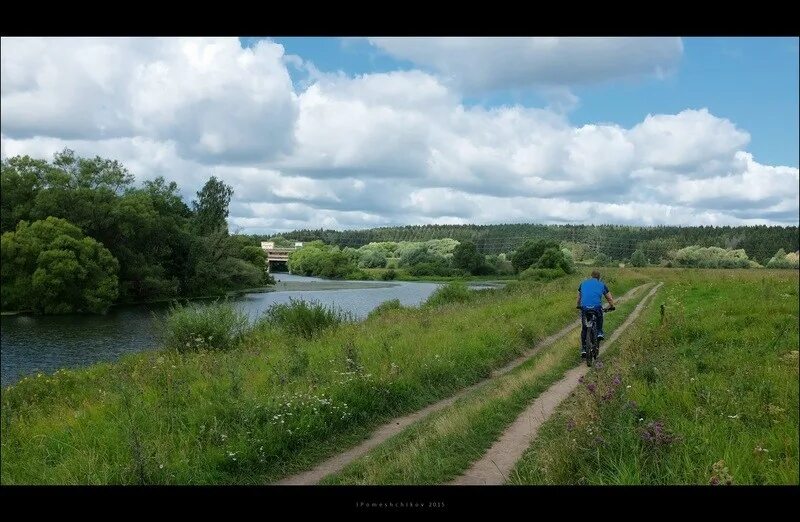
604,291,616,307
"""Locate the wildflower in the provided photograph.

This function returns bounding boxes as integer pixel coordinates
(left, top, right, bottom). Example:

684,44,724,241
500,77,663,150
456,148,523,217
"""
566,419,576,431
159,464,164,469
640,420,676,446
612,374,622,387
628,400,638,410
727,414,740,419
578,376,585,384
626,385,632,389
709,460,733,485
594,360,604,369
586,383,597,395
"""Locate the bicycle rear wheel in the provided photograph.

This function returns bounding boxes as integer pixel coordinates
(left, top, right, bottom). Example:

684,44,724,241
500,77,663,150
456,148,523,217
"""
586,325,596,367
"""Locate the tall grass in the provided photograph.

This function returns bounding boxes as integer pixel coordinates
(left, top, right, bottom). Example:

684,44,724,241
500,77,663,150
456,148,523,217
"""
509,270,799,485
259,298,353,339
367,299,405,319
423,281,472,307
158,301,250,353
1,269,649,484
324,288,647,484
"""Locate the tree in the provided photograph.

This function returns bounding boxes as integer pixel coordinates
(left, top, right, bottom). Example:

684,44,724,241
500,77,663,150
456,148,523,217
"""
192,176,233,236
511,239,560,272
766,249,797,269
0,156,54,233
630,249,648,267
358,249,387,268
1,217,119,314
537,247,575,274
592,253,611,267
452,241,483,274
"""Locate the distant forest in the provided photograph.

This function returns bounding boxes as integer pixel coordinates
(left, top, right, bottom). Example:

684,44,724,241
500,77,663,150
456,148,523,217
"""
258,224,800,265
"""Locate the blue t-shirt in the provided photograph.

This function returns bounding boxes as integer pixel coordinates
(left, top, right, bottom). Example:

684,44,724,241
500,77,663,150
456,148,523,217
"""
578,278,609,308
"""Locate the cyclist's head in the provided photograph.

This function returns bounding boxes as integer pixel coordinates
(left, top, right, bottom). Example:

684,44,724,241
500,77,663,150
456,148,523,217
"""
591,270,601,279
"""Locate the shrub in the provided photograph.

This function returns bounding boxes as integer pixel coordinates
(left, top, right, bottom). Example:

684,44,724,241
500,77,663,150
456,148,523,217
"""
511,239,561,272
408,259,454,276
260,298,353,339
358,249,387,269
452,241,483,274
159,300,250,353
667,245,758,269
473,263,497,276
345,269,371,280
766,249,799,269
630,249,649,267
367,298,405,319
381,269,398,280
592,253,611,267
423,281,472,307
519,267,567,282
537,247,575,274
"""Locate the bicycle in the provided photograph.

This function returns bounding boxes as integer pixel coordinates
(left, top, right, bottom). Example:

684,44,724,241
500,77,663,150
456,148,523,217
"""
577,305,615,367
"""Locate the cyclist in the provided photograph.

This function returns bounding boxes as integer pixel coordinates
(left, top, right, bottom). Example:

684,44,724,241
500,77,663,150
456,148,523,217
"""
576,270,616,358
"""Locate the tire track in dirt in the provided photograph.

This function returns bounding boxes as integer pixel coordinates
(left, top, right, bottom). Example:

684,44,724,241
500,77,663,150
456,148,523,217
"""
449,282,663,485
275,283,653,485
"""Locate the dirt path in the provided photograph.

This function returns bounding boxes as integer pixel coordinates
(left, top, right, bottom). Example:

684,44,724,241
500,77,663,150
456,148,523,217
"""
274,282,653,485
449,282,663,485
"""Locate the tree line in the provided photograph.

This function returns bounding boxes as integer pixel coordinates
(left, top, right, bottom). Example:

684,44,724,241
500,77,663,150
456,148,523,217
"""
269,223,799,265
1,150,270,314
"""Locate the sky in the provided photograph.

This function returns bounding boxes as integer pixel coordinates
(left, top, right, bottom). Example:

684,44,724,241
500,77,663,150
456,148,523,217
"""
1,37,798,234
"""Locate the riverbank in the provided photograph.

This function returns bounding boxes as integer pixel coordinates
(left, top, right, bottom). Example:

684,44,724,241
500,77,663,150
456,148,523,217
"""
1,268,650,484
0,285,280,317
0,275,445,387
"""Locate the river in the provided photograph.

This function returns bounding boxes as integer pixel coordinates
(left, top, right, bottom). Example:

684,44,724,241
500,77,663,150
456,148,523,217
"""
1,274,498,387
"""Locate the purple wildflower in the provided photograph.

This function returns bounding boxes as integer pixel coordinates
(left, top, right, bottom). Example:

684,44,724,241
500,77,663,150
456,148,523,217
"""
594,360,604,369
578,375,585,384
612,374,622,387
594,435,606,445
640,420,676,446
566,419,576,431
586,382,597,395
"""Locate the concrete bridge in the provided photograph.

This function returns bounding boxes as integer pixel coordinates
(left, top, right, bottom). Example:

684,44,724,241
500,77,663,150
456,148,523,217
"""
261,241,303,272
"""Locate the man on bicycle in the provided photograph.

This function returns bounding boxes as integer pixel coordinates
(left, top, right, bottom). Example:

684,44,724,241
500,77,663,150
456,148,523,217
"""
577,270,616,357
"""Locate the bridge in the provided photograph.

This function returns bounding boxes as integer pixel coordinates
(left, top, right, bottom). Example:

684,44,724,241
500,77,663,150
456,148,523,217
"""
261,241,303,273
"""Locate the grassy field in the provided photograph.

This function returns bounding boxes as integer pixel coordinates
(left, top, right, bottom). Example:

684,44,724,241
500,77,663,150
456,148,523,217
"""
0,269,648,484
509,269,799,485
322,284,651,484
